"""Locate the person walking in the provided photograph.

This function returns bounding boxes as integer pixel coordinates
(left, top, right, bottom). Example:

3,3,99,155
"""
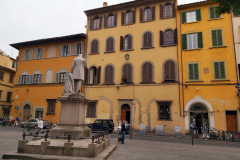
38,118,43,133
121,120,126,144
13,117,19,127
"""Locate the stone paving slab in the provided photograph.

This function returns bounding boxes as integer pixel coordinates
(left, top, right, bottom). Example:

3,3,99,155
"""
2,145,117,160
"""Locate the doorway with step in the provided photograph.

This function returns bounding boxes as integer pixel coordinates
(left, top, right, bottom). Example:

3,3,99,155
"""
121,104,131,124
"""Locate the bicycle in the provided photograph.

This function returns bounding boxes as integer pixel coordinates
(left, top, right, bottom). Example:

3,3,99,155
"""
208,128,218,140
23,123,37,135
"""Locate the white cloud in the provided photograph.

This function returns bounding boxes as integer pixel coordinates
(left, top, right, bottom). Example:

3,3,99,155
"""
0,0,204,59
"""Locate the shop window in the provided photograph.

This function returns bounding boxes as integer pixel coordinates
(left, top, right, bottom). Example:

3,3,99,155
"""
35,108,44,119
157,101,172,120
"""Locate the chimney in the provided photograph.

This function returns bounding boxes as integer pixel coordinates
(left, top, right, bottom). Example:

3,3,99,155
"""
103,2,108,7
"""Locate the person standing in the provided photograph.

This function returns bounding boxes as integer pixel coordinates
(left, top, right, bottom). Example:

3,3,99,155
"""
13,117,19,127
38,118,43,133
121,120,126,144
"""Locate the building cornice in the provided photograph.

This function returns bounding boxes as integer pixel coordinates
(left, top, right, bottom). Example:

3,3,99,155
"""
0,65,16,73
178,1,215,10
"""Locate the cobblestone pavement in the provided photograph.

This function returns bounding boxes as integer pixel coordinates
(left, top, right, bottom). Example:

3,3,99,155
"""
1,127,240,160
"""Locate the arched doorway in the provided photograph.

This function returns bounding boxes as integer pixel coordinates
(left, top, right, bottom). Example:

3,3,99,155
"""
23,105,31,122
121,104,130,124
190,103,209,134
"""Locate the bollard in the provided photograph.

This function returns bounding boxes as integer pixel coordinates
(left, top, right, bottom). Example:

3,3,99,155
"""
45,133,48,141
22,132,26,140
68,134,71,142
36,131,39,136
92,136,95,143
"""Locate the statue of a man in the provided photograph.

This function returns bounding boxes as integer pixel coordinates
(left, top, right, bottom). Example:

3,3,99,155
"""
71,54,87,93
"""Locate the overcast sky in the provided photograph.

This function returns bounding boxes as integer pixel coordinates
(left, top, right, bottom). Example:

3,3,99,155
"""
0,0,204,59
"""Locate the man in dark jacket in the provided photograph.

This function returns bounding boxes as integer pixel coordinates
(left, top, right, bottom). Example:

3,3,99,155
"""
121,120,126,144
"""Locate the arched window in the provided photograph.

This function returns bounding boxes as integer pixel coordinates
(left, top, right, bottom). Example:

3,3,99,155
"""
94,17,100,29
108,14,114,27
105,65,114,84
91,39,99,54
126,11,133,24
45,69,53,83
142,62,153,83
48,46,56,58
33,70,42,84
164,4,172,18
106,37,114,52
144,7,152,21
90,67,97,84
164,30,174,45
125,35,132,50
56,68,67,83
63,45,69,56
18,71,28,84
76,43,82,55
164,60,175,81
143,32,153,48
122,64,132,83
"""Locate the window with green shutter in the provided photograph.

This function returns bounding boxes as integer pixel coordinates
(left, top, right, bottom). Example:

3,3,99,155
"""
189,63,199,81
214,62,226,79
211,29,223,47
210,7,221,19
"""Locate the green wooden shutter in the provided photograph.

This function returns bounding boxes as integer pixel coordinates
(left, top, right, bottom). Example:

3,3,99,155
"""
196,9,201,21
198,32,203,48
219,62,226,79
182,34,187,50
182,12,186,23
189,64,194,80
211,30,217,47
214,62,220,79
194,64,199,80
210,7,215,19
217,29,223,46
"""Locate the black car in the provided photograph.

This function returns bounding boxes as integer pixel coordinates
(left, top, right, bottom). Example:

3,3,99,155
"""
87,119,114,133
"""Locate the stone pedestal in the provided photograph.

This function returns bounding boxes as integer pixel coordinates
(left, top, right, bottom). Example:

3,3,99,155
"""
49,93,91,138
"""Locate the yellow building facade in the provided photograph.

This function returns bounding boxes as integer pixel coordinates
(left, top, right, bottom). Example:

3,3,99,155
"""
84,0,182,134
177,1,239,134
9,34,87,123
0,51,17,118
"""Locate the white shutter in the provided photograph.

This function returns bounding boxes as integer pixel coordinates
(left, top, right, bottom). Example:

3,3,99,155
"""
59,45,62,57
33,49,37,59
42,47,45,59
29,49,33,60
73,44,76,55
67,44,71,56
22,50,25,60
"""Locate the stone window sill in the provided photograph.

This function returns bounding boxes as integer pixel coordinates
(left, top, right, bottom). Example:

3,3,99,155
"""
162,81,179,83
102,83,115,85
185,80,203,83
161,16,175,20
86,117,97,118
122,23,134,26
121,49,134,52
141,47,154,50
120,82,134,85
157,119,173,121
90,28,101,31
104,26,116,29
89,53,100,55
140,19,154,23
208,18,223,21
183,21,200,24
104,51,116,54
46,112,55,116
183,48,202,51
161,44,177,47
209,46,227,49
211,79,230,82
87,84,99,86
140,82,155,84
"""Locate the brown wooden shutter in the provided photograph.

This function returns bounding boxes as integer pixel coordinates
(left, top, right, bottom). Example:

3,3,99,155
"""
104,15,108,28
152,5,155,20
109,65,113,84
144,33,148,48
109,38,113,51
148,32,152,47
148,63,153,82
172,1,176,17
120,36,124,50
84,68,89,84
160,4,163,19
174,28,178,44
164,61,170,80
133,9,136,24
106,38,110,52
91,41,94,53
121,12,125,25
127,64,132,82
170,61,175,80
105,66,109,83
99,16,102,29
160,30,164,46
95,40,98,53
123,64,127,78
97,66,101,84
90,18,93,30
128,35,132,49
114,13,117,26
143,63,147,82
140,8,143,22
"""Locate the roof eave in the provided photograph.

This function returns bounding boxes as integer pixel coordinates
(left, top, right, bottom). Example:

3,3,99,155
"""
178,1,214,10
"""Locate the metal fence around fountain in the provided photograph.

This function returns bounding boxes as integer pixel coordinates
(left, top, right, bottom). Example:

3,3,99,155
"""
21,130,108,144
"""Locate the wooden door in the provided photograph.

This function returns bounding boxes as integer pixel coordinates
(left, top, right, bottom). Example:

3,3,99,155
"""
226,115,238,132
121,110,126,122
23,110,30,122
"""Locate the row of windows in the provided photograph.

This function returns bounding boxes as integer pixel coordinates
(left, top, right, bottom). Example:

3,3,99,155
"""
86,60,177,85
22,42,83,61
0,90,12,102
90,29,177,54
0,70,14,83
90,3,176,30
182,29,224,50
182,6,221,24
188,61,227,81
